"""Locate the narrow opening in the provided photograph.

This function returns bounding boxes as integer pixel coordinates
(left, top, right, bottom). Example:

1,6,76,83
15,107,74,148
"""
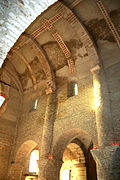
30,99,38,112
68,81,78,97
33,99,38,110
74,83,78,96
60,141,97,180
60,143,87,180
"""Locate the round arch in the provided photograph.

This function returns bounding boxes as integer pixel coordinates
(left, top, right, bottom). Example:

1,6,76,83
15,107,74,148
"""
8,140,38,180
52,129,92,161
51,129,97,180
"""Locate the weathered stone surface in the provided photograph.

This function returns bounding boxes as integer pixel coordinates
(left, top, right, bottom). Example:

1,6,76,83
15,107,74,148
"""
91,145,120,180
0,0,120,180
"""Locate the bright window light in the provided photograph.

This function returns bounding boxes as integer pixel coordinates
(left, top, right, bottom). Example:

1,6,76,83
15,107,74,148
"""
33,99,38,110
0,95,5,107
25,178,30,180
29,150,39,174
74,83,78,96
61,170,70,180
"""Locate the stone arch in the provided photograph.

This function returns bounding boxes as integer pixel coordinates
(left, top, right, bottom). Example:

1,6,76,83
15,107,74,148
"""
8,140,38,180
51,129,97,180
0,0,57,68
52,129,92,161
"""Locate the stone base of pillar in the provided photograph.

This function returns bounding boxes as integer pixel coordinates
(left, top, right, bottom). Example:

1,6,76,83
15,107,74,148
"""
91,145,120,180
38,158,63,180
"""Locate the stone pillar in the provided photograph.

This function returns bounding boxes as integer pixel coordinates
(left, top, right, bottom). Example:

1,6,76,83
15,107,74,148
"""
91,145,120,180
90,65,116,180
91,64,114,147
38,158,63,180
38,92,58,180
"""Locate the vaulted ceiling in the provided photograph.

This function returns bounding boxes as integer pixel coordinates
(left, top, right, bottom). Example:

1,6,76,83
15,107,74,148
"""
4,1,99,95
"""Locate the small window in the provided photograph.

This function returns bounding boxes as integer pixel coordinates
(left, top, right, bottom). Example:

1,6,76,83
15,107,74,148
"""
68,81,78,97
33,99,38,110
30,99,38,112
74,83,78,96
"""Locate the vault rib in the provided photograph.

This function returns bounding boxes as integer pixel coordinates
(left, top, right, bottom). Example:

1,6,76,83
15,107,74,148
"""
13,50,37,91
23,32,56,94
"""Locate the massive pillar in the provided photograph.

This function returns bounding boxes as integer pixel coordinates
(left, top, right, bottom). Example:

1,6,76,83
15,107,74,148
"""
90,65,119,180
91,65,113,147
38,92,61,180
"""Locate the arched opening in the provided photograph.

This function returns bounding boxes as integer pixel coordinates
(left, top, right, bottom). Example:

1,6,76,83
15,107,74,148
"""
8,140,38,180
60,143,87,180
29,150,39,174
52,129,97,180
25,149,39,180
60,140,97,180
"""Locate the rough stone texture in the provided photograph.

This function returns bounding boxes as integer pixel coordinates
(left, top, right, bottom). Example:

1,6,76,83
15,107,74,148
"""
0,0,120,180
91,145,120,180
0,119,15,179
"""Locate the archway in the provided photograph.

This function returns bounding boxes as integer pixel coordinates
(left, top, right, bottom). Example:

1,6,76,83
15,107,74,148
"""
8,140,38,180
60,142,87,180
52,129,97,180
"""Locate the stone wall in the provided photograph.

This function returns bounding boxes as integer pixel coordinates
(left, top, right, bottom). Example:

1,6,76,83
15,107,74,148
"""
0,77,21,179
0,0,120,179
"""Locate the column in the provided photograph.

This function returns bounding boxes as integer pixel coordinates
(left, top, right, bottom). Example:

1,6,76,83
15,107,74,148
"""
90,64,117,180
91,64,114,147
38,92,58,180
91,145,120,180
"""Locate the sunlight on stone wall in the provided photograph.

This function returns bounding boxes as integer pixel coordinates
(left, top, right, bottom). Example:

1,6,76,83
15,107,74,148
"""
60,160,87,180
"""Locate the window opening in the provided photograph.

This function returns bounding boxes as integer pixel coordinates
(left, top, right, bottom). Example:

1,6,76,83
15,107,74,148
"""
29,150,39,175
33,99,38,110
30,99,38,112
68,81,78,97
74,83,78,96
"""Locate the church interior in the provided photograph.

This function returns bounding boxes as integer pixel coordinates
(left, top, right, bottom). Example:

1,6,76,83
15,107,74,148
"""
0,0,120,179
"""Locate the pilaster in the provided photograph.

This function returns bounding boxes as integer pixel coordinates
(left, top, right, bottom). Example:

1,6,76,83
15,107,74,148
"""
38,92,58,180
91,64,114,147
91,145,120,180
38,158,63,180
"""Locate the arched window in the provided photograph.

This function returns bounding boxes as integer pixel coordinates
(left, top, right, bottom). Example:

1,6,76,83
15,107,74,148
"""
29,150,39,175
